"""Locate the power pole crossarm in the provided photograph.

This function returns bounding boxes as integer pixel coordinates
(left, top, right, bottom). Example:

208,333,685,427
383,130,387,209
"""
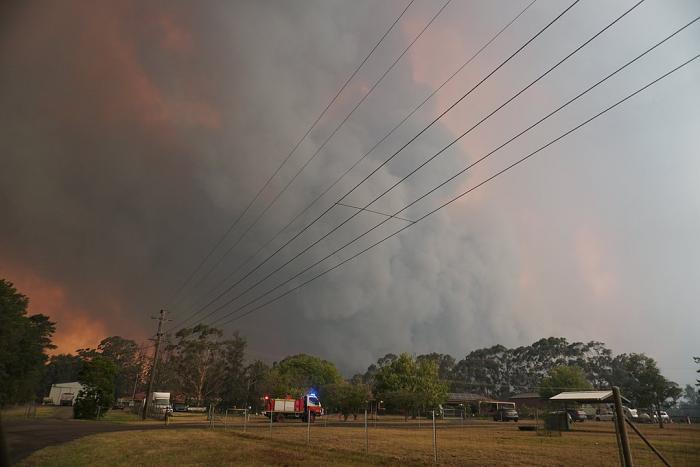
142,310,166,420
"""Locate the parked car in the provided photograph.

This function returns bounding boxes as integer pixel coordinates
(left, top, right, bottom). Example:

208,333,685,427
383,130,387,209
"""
494,407,519,422
173,402,188,412
623,406,638,420
595,408,615,421
59,393,75,406
641,410,671,423
566,409,587,422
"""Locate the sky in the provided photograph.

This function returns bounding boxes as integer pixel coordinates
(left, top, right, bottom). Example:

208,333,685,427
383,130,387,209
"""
1,0,699,385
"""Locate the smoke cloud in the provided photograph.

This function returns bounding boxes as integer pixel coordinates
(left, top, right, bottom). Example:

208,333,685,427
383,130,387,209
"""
1,0,699,385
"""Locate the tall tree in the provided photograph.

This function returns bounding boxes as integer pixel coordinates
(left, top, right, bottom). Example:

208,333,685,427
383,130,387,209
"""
612,353,681,427
417,353,456,381
97,336,143,398
0,279,55,406
453,345,509,397
270,354,342,396
374,353,447,418
681,384,698,406
164,325,246,405
40,354,84,396
321,382,370,420
538,365,592,399
241,360,273,412
452,338,616,397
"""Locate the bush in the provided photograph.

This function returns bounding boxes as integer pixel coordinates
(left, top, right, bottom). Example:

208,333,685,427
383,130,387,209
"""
73,356,117,419
73,386,113,419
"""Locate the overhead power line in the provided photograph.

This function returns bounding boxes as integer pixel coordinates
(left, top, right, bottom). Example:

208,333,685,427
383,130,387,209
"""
178,0,538,327
172,0,576,332
171,0,451,318
167,0,453,330
163,0,416,314
175,0,590,328
215,24,700,327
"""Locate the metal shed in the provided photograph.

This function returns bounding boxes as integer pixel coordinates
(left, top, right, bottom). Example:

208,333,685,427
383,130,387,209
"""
549,390,630,404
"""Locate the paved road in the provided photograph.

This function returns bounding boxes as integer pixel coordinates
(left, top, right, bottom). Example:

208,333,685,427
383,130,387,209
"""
3,414,202,465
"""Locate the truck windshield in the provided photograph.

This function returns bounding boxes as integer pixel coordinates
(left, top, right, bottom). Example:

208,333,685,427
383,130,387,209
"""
309,396,320,405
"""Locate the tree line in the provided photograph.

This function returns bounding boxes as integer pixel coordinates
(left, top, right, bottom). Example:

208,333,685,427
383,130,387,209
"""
1,278,697,420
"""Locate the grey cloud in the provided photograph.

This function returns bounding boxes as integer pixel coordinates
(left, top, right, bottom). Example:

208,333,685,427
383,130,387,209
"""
1,0,699,386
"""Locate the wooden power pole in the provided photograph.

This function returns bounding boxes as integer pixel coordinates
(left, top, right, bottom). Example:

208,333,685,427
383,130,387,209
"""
612,386,633,467
142,309,166,420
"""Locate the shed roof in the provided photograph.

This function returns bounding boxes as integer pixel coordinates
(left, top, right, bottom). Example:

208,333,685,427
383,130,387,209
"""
549,390,629,403
50,382,83,389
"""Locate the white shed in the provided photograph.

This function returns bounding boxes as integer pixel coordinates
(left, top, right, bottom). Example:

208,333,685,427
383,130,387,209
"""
48,382,85,405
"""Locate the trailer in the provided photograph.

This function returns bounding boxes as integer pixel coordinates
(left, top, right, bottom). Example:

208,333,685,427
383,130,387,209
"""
264,393,322,422
151,392,172,413
47,382,84,406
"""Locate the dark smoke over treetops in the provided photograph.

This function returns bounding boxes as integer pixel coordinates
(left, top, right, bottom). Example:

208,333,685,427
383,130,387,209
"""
1,0,699,384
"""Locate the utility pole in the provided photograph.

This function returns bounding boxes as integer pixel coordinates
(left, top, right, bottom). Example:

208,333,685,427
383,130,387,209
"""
142,310,167,420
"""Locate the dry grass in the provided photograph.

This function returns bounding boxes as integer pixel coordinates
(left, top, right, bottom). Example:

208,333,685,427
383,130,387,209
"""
1,405,66,421
18,420,700,466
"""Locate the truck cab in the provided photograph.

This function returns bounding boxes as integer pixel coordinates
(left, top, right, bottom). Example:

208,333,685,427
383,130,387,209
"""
306,394,322,414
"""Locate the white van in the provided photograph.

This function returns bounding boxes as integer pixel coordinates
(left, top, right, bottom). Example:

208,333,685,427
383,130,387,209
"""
623,406,638,420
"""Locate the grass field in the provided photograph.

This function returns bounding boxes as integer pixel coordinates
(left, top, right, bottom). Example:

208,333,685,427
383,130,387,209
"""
18,419,700,466
1,405,67,421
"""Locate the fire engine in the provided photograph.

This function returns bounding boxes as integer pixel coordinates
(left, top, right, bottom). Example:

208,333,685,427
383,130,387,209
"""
264,393,322,422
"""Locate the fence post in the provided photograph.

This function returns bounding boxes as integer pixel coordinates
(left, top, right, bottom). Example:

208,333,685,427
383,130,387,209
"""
432,410,437,465
613,406,624,467
269,411,273,438
243,409,247,433
624,417,671,467
418,409,421,430
364,409,369,455
306,409,311,445
612,386,633,467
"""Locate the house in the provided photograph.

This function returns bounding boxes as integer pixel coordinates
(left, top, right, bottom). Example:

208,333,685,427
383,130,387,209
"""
444,393,515,416
48,382,84,406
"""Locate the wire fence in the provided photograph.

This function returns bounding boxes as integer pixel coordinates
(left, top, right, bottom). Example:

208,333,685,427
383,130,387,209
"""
4,401,698,465
193,406,698,466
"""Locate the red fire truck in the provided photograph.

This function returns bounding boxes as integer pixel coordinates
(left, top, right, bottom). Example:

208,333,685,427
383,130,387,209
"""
264,393,322,422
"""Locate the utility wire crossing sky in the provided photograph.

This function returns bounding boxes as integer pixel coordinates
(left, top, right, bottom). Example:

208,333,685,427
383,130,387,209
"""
0,0,698,383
